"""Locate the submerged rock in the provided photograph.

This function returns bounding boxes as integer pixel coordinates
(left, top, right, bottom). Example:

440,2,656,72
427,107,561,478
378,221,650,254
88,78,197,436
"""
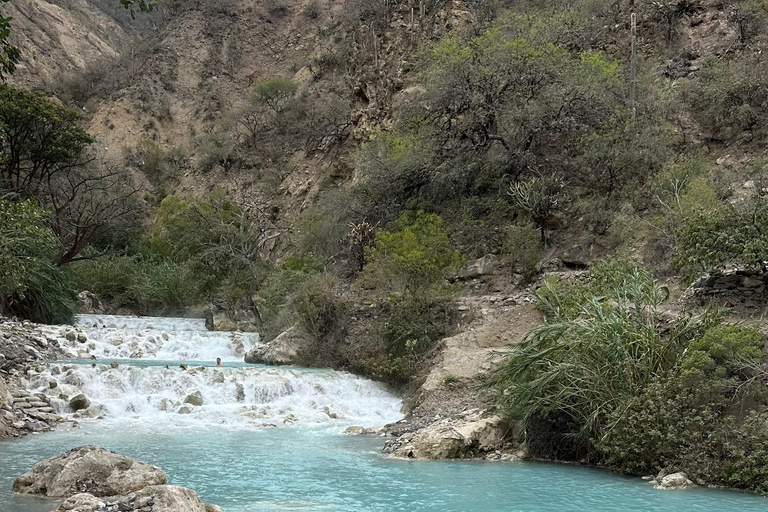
654,472,695,490
13,445,168,498
244,326,310,365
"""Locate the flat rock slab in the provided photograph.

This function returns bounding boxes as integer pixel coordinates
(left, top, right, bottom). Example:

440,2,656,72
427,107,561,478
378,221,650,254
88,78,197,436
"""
13,445,168,498
55,486,225,512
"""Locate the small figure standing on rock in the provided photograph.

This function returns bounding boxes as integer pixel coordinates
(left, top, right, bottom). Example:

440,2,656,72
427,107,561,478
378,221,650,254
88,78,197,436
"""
216,358,223,367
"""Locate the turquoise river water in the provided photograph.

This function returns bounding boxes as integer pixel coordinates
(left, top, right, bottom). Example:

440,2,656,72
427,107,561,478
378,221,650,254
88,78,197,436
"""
1,315,767,511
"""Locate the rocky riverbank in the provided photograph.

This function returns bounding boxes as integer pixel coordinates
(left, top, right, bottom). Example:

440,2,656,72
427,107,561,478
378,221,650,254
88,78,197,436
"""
14,445,223,512
0,316,71,437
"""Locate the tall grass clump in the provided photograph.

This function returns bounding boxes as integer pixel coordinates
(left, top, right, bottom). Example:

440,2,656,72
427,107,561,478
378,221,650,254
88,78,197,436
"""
488,260,722,460
0,199,76,324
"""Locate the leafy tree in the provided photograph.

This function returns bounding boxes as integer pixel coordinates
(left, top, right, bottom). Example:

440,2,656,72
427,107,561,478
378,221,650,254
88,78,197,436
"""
685,53,768,144
0,85,94,193
0,0,19,82
0,84,142,265
150,191,270,297
43,165,143,266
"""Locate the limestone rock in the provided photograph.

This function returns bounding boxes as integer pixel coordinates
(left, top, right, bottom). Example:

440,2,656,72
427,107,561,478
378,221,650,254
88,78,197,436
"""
77,291,104,314
244,325,310,365
69,394,91,412
205,298,258,332
183,391,203,407
13,445,168,498
54,486,224,512
55,492,104,511
208,315,238,332
0,375,12,408
456,254,500,279
655,472,695,490
391,414,504,459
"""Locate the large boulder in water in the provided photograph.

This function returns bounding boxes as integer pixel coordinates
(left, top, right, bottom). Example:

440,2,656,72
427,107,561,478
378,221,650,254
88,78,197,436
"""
389,413,505,460
55,486,224,512
13,445,168,498
69,393,91,411
244,325,310,365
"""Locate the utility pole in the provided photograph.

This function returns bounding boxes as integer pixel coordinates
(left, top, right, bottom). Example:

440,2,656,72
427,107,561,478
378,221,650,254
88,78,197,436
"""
631,12,637,122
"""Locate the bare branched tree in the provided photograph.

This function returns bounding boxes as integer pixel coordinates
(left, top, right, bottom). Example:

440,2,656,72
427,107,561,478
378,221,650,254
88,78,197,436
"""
41,164,144,266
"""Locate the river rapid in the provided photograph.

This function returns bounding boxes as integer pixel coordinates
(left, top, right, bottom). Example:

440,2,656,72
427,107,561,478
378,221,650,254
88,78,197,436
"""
1,315,767,511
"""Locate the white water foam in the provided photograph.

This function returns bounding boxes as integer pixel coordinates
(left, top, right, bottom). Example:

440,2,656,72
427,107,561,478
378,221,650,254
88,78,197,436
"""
76,314,207,331
42,314,260,362
30,314,403,430
29,363,403,430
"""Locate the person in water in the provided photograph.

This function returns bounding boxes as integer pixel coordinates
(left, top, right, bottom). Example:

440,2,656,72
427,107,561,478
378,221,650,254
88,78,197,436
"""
216,357,223,366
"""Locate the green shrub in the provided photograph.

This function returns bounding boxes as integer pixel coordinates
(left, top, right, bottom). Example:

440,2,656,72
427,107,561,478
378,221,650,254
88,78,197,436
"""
294,274,346,340
149,191,263,296
71,256,203,314
255,256,323,338
252,78,298,114
503,223,542,280
674,192,768,276
372,294,452,385
360,211,463,294
599,325,768,493
536,259,660,321
0,199,76,324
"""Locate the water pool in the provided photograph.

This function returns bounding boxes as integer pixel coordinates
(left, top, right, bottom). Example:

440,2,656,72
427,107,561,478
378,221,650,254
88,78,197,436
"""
2,424,767,512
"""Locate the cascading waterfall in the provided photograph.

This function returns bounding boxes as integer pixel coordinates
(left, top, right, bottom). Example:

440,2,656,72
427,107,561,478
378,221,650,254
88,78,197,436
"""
27,314,403,430
41,314,260,362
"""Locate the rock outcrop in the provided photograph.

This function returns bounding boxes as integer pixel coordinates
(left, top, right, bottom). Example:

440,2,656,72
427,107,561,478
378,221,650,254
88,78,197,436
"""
385,412,506,460
77,291,104,314
205,299,258,333
244,326,310,365
13,446,168,498
455,255,501,280
686,269,768,311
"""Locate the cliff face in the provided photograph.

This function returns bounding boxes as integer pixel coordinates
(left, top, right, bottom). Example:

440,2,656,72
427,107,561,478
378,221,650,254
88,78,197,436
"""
6,0,130,88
